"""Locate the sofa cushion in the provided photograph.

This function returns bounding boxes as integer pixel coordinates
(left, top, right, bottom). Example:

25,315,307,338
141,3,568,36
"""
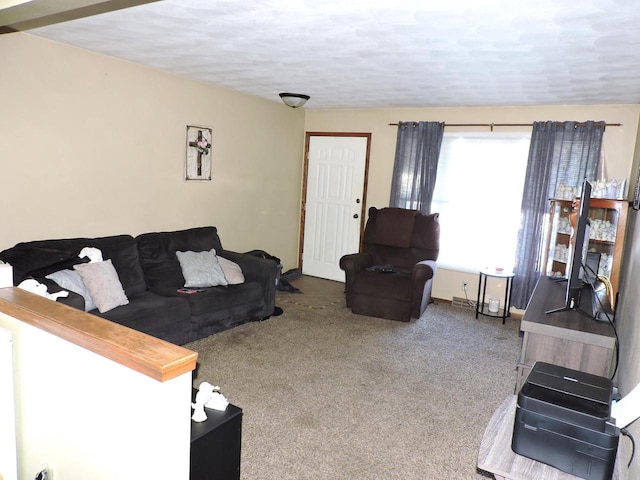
176,249,227,288
90,236,148,297
153,281,263,317
136,227,224,289
96,291,192,343
74,260,129,313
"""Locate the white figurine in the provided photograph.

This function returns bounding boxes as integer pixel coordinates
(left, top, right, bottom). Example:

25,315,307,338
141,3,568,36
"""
198,381,230,412
17,279,69,301
198,382,215,398
206,391,229,411
191,388,209,422
192,382,230,421
79,246,103,263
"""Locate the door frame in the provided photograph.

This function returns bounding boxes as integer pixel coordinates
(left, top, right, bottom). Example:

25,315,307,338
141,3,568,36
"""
298,132,372,271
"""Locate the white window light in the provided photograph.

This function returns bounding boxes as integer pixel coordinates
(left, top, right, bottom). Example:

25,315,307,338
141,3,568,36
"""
431,132,530,272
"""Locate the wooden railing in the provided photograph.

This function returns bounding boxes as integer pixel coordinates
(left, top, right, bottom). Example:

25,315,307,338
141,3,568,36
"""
0,287,197,382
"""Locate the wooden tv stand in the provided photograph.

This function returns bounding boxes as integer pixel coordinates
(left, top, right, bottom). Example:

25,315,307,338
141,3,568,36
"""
515,276,617,392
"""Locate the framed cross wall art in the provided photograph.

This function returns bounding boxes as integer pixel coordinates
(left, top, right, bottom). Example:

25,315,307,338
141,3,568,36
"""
185,125,213,181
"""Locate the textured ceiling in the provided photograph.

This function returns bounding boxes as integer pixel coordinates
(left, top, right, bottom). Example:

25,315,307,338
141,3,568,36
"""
28,0,640,109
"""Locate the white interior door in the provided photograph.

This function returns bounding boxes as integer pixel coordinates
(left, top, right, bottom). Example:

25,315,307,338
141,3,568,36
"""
302,135,368,282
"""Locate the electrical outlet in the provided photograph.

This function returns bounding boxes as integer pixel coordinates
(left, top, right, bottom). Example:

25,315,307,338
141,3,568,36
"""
462,282,468,292
35,464,49,480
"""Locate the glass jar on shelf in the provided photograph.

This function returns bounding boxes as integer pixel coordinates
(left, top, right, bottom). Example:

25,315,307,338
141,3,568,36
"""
544,199,573,278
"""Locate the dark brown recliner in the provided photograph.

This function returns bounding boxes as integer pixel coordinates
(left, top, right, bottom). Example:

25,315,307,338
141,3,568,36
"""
339,207,440,322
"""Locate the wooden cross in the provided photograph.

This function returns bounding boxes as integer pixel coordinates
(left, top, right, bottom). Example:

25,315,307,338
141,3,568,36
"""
189,130,205,176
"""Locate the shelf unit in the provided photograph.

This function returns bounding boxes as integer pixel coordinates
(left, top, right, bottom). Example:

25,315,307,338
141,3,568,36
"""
543,197,628,299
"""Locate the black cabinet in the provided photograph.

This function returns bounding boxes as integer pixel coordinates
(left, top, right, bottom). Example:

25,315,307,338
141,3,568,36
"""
190,390,242,480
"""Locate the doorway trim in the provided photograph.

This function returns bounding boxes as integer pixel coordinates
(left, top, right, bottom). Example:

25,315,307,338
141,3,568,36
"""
298,131,372,272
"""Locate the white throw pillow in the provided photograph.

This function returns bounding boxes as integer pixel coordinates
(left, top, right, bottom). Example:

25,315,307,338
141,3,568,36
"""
176,249,228,288
218,257,245,285
74,259,129,313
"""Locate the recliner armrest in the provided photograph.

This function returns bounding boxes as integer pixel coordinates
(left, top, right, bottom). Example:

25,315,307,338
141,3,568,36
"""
339,252,373,275
339,252,373,308
411,260,438,318
412,259,437,283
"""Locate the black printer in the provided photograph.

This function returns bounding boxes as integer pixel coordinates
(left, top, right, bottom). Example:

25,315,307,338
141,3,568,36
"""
512,362,619,480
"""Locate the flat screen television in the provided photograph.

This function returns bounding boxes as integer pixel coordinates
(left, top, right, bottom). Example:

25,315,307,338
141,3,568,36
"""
546,179,593,316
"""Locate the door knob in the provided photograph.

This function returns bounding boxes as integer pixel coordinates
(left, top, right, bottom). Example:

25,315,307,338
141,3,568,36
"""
353,214,359,219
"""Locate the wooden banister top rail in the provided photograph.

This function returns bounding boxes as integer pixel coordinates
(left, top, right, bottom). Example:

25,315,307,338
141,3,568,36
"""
0,287,197,382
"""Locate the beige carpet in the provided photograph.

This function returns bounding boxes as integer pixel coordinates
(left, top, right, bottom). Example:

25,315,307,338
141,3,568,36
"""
187,276,522,480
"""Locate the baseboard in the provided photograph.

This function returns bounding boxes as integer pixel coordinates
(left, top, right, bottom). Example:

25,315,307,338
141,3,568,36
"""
434,296,524,320
451,296,477,310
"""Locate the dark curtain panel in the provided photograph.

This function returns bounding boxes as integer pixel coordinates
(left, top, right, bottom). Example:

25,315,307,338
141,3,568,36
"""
389,121,445,214
512,121,605,309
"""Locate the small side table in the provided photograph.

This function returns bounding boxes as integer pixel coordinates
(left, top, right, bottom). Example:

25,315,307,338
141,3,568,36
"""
476,269,514,324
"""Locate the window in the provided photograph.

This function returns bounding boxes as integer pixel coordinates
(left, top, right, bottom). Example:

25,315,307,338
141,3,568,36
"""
431,132,530,272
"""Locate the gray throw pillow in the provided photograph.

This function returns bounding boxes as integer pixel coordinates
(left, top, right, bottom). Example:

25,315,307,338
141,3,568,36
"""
176,249,228,288
46,269,97,312
74,259,129,313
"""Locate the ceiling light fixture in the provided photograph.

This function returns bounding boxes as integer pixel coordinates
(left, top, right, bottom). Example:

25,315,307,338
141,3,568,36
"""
279,93,310,108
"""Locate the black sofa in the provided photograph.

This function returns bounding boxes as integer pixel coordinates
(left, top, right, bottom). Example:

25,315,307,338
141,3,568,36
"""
0,227,278,345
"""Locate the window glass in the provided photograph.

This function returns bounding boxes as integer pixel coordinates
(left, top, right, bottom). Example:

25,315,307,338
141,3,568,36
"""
431,132,530,272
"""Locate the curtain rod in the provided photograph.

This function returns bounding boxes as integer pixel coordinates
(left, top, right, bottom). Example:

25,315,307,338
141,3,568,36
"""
388,122,622,131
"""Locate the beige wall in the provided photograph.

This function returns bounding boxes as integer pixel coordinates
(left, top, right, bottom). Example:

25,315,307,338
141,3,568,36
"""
0,33,305,270
305,105,640,300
